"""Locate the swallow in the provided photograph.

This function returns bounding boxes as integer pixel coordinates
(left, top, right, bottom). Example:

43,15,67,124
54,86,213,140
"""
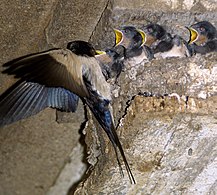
95,48,124,82
0,40,135,184
114,26,154,65
142,23,192,58
187,21,217,54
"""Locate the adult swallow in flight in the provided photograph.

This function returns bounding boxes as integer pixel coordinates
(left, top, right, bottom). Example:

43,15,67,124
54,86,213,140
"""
142,23,192,58
187,21,217,54
0,40,135,184
114,26,154,65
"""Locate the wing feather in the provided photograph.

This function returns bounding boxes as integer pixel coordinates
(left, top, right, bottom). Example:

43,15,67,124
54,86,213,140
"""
3,49,88,97
0,81,79,127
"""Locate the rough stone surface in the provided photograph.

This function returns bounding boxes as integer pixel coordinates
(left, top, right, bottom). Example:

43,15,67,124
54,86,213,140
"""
0,0,57,92
47,0,109,48
75,95,217,194
74,54,217,194
47,143,87,195
74,2,217,193
112,0,217,11
0,0,217,195
0,109,82,195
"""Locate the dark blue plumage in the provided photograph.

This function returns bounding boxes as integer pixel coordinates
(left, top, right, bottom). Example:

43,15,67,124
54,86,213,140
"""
0,81,79,126
48,87,79,112
85,98,134,181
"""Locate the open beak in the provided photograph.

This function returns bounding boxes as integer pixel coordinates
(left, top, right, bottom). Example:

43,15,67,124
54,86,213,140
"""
95,50,106,55
186,27,199,44
95,50,113,63
137,29,146,46
114,29,123,46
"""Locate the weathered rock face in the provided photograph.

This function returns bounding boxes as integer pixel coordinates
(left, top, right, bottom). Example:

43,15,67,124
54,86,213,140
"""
112,0,217,11
0,0,217,195
74,0,217,194
79,97,217,194
71,53,217,193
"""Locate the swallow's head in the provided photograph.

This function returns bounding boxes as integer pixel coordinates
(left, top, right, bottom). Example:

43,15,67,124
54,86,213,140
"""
187,21,217,45
67,40,97,57
114,26,143,49
142,23,167,46
95,48,120,64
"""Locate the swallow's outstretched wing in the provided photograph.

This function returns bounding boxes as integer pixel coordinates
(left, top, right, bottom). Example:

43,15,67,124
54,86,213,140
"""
0,80,79,127
3,49,89,97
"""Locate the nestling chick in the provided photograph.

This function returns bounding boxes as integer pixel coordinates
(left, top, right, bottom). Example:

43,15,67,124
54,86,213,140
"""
142,23,192,58
95,48,124,82
187,21,217,54
114,26,153,65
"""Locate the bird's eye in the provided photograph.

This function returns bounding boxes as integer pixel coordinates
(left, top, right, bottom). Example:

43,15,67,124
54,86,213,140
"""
199,27,205,32
107,50,112,55
147,27,153,33
124,29,129,34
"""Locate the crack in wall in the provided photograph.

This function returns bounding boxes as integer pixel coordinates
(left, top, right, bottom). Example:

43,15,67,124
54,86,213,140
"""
44,0,60,47
88,0,111,42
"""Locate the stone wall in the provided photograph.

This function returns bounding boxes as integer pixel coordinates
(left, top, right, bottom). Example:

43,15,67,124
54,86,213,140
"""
76,0,217,194
0,0,216,194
